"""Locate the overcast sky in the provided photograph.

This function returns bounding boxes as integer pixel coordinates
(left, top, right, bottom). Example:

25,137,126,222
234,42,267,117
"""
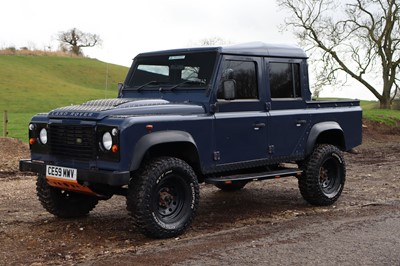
0,0,376,100
1,0,296,65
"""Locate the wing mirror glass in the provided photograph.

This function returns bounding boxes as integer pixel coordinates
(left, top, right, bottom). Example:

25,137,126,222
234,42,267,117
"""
223,80,236,100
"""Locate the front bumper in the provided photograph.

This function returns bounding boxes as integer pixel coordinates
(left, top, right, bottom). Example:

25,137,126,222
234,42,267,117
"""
19,159,130,186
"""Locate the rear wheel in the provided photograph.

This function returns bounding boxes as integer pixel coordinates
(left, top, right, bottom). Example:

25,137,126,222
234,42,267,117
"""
299,144,346,206
126,157,199,238
36,174,99,218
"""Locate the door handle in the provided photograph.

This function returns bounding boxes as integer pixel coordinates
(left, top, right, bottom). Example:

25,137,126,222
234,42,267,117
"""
296,120,307,127
253,123,266,130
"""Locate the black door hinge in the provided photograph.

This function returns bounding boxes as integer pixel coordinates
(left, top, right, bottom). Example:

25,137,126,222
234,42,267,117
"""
268,145,274,154
213,151,221,161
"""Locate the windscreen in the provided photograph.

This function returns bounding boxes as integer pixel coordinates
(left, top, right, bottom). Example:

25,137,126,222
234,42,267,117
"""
127,52,218,90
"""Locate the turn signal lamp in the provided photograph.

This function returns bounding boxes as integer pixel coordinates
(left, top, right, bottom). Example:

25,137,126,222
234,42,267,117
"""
111,144,119,153
145,124,154,133
29,138,37,145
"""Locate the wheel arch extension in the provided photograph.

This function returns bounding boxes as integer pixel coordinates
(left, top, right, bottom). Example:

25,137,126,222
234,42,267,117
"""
305,122,345,156
130,130,201,174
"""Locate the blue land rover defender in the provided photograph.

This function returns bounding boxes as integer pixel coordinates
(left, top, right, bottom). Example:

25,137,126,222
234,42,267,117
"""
20,42,362,238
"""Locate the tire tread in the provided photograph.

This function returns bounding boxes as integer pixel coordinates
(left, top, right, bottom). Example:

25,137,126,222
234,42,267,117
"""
126,157,199,238
299,144,346,206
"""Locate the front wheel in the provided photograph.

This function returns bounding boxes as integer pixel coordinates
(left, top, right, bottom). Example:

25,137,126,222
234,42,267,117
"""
126,157,199,238
299,144,346,206
36,174,99,218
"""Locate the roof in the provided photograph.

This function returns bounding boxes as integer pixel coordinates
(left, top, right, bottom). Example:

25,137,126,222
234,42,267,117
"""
136,42,307,59
221,42,307,58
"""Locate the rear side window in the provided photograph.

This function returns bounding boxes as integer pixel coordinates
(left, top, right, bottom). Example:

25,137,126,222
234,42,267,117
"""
269,62,301,98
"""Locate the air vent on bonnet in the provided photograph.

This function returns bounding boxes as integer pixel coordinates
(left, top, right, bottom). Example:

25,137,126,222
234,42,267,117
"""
54,99,132,112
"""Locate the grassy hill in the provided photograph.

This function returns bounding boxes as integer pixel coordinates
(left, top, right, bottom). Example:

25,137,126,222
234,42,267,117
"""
0,55,129,141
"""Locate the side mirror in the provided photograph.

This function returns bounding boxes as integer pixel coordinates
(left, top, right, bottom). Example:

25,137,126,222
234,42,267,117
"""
118,82,124,97
223,80,236,100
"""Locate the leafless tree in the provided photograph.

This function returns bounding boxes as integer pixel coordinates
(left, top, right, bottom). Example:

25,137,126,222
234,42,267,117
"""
278,0,400,108
193,37,231,46
58,28,102,56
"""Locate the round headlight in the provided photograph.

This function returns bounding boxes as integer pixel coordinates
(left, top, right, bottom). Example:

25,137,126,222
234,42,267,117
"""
39,128,48,144
102,132,112,150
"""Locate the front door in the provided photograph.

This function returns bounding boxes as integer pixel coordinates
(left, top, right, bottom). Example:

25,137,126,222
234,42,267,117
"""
213,57,268,167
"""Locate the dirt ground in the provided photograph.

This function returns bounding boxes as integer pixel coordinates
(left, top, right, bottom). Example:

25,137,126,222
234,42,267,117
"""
1,121,399,265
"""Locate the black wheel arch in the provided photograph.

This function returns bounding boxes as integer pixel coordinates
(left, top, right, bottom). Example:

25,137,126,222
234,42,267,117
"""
130,130,202,180
305,122,345,156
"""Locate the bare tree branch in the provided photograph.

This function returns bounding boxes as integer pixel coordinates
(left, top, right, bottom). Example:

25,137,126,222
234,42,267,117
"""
278,0,400,108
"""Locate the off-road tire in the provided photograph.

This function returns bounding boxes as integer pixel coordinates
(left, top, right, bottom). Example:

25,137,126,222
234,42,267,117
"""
126,157,199,238
299,144,346,206
36,174,99,218
215,181,247,192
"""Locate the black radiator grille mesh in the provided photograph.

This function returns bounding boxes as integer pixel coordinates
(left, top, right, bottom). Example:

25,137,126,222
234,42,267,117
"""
48,124,96,161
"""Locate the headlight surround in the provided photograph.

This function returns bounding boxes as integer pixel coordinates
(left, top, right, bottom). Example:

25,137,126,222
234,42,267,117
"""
28,123,49,153
102,132,113,151
39,128,48,144
98,126,120,161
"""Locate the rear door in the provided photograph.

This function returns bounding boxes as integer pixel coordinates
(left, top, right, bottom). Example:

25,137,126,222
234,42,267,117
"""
266,59,310,160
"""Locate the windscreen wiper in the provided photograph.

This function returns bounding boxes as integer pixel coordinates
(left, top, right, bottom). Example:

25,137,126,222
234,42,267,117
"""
136,81,159,91
167,80,206,91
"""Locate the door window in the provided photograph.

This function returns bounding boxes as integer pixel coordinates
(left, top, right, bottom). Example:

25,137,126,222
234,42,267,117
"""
269,62,301,98
218,60,258,99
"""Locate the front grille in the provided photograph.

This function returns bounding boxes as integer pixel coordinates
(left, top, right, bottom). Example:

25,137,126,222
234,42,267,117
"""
49,124,96,161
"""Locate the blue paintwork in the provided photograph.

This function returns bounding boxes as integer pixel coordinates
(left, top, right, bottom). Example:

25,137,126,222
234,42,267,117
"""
24,42,362,185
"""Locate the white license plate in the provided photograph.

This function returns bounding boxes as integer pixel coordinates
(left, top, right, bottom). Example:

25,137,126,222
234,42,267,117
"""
46,165,77,181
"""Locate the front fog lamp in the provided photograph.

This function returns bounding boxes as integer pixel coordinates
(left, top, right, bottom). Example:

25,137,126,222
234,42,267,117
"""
102,132,113,150
39,128,48,144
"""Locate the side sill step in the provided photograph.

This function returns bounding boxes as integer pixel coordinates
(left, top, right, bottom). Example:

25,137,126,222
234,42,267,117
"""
205,168,302,185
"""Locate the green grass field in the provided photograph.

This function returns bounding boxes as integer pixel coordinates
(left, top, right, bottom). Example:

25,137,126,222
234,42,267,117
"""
359,100,400,126
362,108,400,126
0,55,128,141
1,55,399,142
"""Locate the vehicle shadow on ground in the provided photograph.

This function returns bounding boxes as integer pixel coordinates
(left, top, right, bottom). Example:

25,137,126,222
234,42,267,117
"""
193,183,313,229
29,181,315,242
